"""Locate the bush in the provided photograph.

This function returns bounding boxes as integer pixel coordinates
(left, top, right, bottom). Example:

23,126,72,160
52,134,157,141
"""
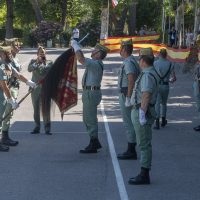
30,21,62,46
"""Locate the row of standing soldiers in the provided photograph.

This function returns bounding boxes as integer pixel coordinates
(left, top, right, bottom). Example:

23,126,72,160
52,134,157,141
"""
71,39,176,185
0,38,177,186
0,42,53,153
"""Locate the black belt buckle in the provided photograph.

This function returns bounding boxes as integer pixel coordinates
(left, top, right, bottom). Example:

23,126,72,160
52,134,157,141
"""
83,86,100,90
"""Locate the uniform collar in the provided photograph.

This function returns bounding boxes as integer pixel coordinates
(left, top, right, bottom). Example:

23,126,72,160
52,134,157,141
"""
142,66,154,72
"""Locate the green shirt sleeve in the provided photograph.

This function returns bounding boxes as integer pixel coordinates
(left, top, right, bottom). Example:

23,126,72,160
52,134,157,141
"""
28,59,37,72
141,73,156,93
0,67,7,81
124,60,136,75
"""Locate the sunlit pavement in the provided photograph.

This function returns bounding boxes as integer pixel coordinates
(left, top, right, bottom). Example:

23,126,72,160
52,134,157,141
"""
0,48,199,200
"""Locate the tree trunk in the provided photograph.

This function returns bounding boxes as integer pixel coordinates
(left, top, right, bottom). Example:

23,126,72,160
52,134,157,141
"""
61,0,67,30
5,0,13,39
29,0,44,24
114,6,128,36
127,2,137,35
194,1,200,40
175,3,184,46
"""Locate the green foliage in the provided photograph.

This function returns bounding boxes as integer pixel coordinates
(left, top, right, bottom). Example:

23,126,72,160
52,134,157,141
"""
0,28,23,40
0,0,199,46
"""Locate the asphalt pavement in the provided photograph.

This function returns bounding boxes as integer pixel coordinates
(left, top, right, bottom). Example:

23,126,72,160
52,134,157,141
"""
0,48,200,200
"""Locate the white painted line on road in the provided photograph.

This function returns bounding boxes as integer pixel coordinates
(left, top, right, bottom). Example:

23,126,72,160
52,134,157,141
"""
10,131,104,134
100,101,129,200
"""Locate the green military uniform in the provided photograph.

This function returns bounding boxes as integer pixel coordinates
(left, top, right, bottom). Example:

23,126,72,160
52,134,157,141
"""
193,64,200,112
154,57,174,120
2,56,21,133
82,58,104,139
28,59,53,133
118,55,140,143
131,67,158,169
0,62,18,132
192,64,200,131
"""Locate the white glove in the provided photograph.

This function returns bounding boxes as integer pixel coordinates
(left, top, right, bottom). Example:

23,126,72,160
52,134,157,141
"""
139,108,147,126
7,98,19,110
26,80,37,89
70,39,81,52
125,97,132,107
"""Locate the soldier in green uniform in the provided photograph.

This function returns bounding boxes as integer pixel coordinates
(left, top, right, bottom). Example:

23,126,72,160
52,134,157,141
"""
0,46,36,152
71,39,108,153
117,39,140,160
1,39,22,146
154,49,176,129
192,63,200,131
28,46,53,135
129,48,159,185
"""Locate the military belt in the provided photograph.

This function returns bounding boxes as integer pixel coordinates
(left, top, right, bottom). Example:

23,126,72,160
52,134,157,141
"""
159,81,169,85
83,86,100,90
132,103,155,109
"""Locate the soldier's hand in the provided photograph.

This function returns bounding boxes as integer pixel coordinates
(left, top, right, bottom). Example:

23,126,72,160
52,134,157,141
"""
139,108,147,126
7,97,19,110
70,39,81,52
26,80,37,89
125,97,132,107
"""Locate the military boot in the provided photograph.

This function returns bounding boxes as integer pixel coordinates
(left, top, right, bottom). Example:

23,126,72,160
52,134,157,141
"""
0,143,9,152
153,118,160,130
128,167,150,185
79,138,102,153
1,131,19,146
193,125,200,131
161,117,167,127
30,127,40,134
117,143,137,160
45,124,52,135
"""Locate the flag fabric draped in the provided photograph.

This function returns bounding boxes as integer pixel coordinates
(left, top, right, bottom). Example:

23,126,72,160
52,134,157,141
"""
41,48,78,119
112,0,118,8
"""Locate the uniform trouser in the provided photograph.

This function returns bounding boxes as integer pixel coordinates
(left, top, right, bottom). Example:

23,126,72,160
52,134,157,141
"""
119,93,136,143
2,87,19,132
131,107,156,169
193,81,200,112
82,90,102,139
155,85,169,118
0,91,8,134
31,87,50,130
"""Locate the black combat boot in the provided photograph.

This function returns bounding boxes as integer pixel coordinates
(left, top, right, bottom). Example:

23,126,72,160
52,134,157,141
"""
193,125,200,131
0,143,9,152
45,124,52,135
128,167,150,185
1,131,19,146
117,143,137,160
153,118,160,130
79,138,102,153
30,127,40,134
161,117,167,127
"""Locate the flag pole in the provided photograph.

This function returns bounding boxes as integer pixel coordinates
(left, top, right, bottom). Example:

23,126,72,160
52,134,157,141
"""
107,0,110,38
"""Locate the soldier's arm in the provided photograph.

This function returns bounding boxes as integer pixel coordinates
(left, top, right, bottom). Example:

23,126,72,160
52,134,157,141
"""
39,61,53,75
12,67,29,83
28,59,38,72
75,50,85,65
169,63,177,83
127,73,137,97
0,80,12,99
141,92,152,113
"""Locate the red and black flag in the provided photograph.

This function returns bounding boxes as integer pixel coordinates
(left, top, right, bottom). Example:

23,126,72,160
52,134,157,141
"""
41,48,78,119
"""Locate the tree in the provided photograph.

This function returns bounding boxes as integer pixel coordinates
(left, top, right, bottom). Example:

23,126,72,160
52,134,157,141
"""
5,0,13,38
194,0,200,38
28,0,44,24
61,0,67,30
127,1,137,35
